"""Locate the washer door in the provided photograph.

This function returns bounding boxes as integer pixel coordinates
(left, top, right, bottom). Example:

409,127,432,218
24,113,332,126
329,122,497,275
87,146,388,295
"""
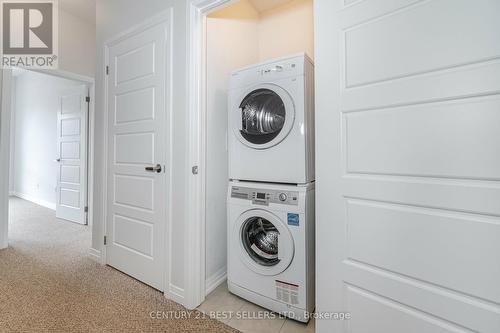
235,209,294,276
234,84,295,150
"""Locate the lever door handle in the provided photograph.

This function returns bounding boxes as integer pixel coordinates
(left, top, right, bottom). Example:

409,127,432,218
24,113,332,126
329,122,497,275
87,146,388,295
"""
55,158,61,162
145,164,162,173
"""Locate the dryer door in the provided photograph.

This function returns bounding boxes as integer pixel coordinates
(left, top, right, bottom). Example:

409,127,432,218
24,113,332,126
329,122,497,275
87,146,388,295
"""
235,209,294,276
234,84,295,150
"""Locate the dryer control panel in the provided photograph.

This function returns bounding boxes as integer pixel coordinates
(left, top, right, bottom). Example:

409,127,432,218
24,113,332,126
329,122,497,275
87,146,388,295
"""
231,186,299,206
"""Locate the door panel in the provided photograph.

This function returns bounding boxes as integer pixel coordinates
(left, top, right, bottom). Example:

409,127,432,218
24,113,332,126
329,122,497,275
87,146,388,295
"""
345,97,500,179
106,21,169,291
114,175,154,210
113,215,154,257
60,165,80,184
56,85,88,224
114,133,154,164
344,0,500,87
346,199,500,303
115,87,155,124
115,42,155,84
316,0,500,332
346,286,459,333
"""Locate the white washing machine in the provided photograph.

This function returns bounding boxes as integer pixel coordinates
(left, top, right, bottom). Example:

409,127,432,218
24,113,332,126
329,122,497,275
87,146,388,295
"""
227,180,315,322
228,53,315,184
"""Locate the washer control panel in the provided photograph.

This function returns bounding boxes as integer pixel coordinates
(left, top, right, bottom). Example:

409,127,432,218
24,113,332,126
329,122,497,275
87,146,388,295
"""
231,186,299,206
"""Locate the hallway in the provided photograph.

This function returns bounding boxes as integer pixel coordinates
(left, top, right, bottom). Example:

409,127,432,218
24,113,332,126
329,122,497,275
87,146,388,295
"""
0,198,236,332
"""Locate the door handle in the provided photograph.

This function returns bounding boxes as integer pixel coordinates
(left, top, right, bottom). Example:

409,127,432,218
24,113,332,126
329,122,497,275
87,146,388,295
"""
145,164,162,173
55,158,61,162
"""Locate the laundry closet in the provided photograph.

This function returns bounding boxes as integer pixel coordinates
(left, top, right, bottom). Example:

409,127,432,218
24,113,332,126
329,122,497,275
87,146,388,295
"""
203,0,315,315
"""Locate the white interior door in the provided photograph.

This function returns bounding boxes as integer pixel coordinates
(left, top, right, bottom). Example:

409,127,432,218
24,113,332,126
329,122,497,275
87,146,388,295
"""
316,0,500,332
106,21,169,291
56,85,88,225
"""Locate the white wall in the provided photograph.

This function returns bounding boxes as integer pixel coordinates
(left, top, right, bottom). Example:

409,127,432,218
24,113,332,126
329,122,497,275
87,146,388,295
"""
205,0,260,293
59,9,96,78
95,0,189,302
8,78,16,194
258,0,314,60
10,71,80,209
0,71,11,250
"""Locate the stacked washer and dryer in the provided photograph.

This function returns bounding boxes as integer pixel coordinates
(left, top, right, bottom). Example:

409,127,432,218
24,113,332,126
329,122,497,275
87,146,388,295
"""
227,53,315,322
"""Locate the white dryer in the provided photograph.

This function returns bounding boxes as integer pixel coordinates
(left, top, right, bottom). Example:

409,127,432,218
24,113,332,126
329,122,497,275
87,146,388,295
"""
227,180,315,322
228,54,315,184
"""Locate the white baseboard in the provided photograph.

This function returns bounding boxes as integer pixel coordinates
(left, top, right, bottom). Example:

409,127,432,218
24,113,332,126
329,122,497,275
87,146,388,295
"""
11,192,56,211
205,266,227,296
167,284,185,305
89,248,101,262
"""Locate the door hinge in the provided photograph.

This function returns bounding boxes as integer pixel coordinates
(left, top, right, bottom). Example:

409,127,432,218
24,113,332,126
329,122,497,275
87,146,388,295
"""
106,65,109,75
104,236,107,245
84,206,88,213
85,96,90,103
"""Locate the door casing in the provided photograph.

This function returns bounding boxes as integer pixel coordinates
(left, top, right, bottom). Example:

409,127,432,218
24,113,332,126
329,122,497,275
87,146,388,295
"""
186,0,240,310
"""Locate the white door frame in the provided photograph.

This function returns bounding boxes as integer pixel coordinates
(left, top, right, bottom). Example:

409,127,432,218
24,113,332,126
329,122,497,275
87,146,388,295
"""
185,0,239,309
101,8,173,296
0,69,12,249
0,68,95,250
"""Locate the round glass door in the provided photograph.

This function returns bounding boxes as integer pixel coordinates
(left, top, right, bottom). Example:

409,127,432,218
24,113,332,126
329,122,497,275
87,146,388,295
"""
240,89,286,144
241,216,280,266
235,210,294,276
235,84,295,150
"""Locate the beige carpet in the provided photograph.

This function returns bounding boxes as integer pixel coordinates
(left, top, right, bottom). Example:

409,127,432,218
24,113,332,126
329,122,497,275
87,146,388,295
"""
0,197,237,333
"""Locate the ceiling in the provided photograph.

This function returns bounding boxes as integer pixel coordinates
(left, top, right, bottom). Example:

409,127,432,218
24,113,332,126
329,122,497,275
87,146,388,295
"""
248,0,294,12
59,0,96,24
56,0,289,24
